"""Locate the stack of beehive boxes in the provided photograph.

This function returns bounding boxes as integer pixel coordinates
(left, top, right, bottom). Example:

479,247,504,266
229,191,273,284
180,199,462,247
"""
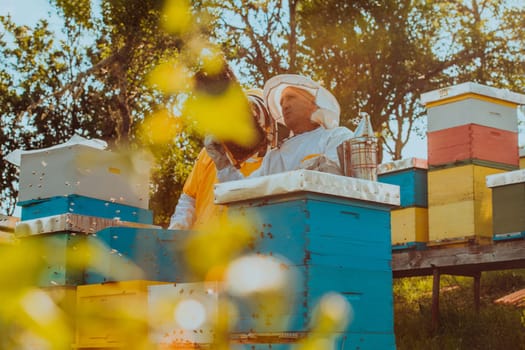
214,170,400,349
378,158,428,249
10,142,171,348
421,82,525,245
14,143,154,286
11,139,220,349
14,142,207,349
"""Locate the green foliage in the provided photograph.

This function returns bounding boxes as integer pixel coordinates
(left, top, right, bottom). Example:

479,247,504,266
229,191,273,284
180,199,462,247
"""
0,15,88,214
394,271,525,350
206,0,308,84
52,0,93,29
432,0,525,91
210,0,525,160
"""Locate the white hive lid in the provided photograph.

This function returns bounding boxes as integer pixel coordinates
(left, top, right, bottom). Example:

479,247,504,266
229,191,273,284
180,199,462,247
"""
420,82,525,106
214,169,400,206
378,158,428,175
5,134,107,167
486,168,525,188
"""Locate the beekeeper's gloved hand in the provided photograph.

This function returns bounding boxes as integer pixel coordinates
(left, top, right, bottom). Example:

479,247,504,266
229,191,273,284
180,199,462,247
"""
204,136,231,170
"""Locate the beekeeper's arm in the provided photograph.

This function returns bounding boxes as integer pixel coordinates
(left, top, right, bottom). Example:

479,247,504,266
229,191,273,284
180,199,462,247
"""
168,149,205,229
298,127,353,175
168,194,196,230
325,126,354,163
205,137,245,182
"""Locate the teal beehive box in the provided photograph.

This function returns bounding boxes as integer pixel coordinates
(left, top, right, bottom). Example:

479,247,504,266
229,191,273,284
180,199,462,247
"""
21,232,87,287
215,170,400,350
378,158,428,208
18,194,153,224
85,227,191,284
378,158,429,249
13,214,163,287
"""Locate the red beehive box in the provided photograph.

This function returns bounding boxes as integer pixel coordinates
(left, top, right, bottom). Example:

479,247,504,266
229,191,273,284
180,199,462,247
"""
427,123,518,168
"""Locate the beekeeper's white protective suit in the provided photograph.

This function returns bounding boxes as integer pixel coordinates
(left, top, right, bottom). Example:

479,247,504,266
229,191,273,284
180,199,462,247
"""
214,74,353,182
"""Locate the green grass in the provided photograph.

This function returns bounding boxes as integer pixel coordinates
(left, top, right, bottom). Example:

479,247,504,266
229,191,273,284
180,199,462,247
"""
394,270,525,350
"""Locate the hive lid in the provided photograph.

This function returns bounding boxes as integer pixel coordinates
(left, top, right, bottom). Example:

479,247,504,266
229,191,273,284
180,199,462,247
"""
420,82,525,106
214,169,400,206
378,158,428,175
486,168,525,188
5,134,107,167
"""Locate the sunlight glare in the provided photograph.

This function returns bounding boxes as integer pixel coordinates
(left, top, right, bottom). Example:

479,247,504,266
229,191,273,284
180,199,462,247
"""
174,298,207,330
225,254,287,296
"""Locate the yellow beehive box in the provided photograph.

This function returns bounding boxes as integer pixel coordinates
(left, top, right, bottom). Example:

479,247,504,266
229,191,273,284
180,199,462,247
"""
428,164,504,243
74,280,167,349
428,164,504,206
391,207,428,245
42,285,77,316
41,285,77,341
520,147,525,169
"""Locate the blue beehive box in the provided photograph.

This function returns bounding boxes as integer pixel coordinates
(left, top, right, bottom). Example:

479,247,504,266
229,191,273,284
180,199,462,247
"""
215,170,399,350
378,158,428,208
18,194,153,224
84,227,190,284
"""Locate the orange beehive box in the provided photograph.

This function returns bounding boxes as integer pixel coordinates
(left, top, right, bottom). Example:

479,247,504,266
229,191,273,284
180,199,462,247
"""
391,207,428,246
428,164,505,243
427,123,518,168
74,280,167,349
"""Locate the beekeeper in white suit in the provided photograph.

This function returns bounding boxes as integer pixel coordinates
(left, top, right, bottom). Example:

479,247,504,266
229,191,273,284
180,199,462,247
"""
207,74,354,181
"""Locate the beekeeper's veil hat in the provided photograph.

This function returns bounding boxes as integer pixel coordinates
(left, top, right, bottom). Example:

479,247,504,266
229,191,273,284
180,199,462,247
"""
263,74,340,129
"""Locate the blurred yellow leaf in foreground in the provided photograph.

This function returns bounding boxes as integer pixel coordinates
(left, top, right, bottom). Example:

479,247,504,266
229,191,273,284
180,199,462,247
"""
147,59,194,94
182,85,257,146
183,214,255,279
161,0,192,34
139,109,183,145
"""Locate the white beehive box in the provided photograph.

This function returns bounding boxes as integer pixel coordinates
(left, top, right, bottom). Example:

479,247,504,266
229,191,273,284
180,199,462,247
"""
421,82,525,133
148,282,220,346
18,144,151,209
